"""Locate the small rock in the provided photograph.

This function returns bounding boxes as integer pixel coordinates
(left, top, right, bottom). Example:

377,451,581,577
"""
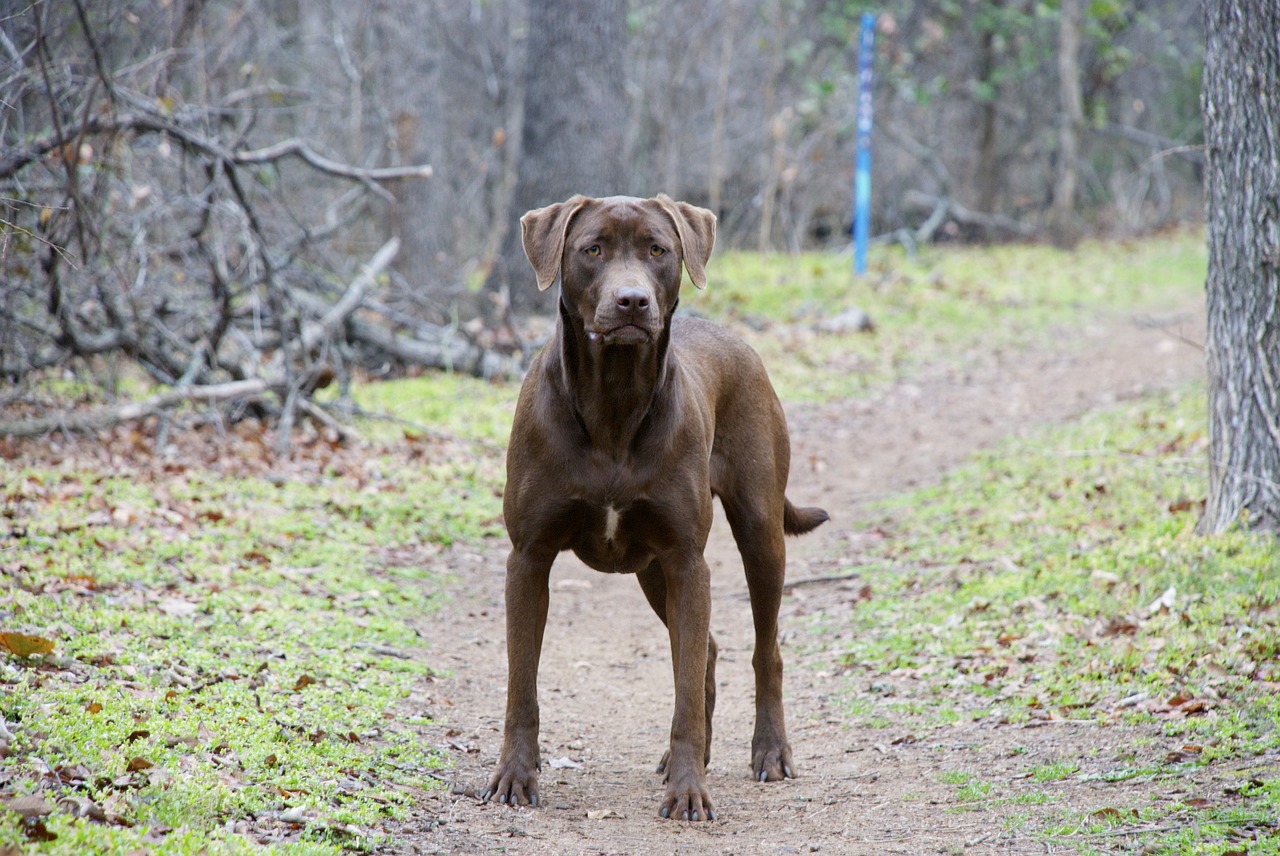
817,307,874,334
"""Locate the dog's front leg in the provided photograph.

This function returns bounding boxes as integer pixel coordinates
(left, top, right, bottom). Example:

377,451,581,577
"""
660,553,716,821
485,547,553,807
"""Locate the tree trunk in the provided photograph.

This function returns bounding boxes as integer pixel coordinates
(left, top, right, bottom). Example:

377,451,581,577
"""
486,0,627,315
974,15,1000,216
1199,0,1280,534
1049,0,1084,249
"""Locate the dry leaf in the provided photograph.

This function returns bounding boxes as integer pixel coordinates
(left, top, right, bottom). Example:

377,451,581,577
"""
2,794,54,818
293,674,317,691
548,756,581,769
57,795,107,821
585,809,623,820
0,632,55,658
157,597,198,618
1146,586,1177,615
125,757,153,772
24,819,57,842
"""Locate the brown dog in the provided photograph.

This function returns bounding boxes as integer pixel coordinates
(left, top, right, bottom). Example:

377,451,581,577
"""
485,194,827,821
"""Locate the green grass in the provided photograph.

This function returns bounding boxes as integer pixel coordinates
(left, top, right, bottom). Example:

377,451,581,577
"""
0,439,505,852
347,372,517,446
818,383,1279,852
683,230,1205,400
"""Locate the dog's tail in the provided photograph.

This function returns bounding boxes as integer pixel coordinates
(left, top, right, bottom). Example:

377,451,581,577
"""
783,500,829,536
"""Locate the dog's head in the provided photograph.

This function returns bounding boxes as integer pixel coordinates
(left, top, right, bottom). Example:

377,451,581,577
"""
520,195,716,346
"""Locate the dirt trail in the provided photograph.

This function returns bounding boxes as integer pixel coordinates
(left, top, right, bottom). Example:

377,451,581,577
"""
400,305,1205,855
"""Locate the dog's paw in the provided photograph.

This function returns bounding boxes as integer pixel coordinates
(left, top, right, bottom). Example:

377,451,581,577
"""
483,759,540,808
751,741,796,783
658,774,716,822
657,746,711,777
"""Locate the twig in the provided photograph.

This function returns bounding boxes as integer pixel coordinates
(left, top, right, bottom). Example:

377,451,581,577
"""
782,571,863,591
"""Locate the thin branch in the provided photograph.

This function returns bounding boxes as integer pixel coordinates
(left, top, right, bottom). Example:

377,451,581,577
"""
0,111,434,184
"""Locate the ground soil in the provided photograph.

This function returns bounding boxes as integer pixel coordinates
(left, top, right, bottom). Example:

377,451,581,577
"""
397,303,1211,855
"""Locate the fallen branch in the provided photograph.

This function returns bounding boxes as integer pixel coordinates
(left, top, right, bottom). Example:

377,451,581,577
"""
0,378,271,439
903,190,1035,238
289,287,524,379
299,237,400,353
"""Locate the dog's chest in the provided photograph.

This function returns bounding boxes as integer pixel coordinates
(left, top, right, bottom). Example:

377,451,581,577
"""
603,504,621,541
567,498,656,574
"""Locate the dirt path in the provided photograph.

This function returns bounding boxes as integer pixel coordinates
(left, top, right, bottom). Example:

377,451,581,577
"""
400,305,1205,855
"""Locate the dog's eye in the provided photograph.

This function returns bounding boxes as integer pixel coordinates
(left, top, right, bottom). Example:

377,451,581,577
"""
585,245,601,257
650,245,665,257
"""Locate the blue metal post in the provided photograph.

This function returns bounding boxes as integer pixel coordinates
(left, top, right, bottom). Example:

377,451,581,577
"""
854,12,876,275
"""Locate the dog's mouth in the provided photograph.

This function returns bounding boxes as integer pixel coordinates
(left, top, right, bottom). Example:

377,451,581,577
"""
587,324,651,345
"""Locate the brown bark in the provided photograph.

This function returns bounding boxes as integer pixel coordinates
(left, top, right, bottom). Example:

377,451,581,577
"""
1199,0,1280,533
974,16,1000,216
1049,0,1084,249
486,0,627,314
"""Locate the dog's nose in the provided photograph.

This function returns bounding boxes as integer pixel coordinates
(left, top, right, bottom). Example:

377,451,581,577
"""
615,287,651,313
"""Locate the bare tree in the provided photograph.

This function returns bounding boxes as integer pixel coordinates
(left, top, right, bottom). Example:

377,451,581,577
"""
0,1,518,445
485,0,627,314
1198,0,1280,534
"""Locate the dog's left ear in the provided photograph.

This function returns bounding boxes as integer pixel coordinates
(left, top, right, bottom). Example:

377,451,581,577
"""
521,195,590,292
655,194,717,289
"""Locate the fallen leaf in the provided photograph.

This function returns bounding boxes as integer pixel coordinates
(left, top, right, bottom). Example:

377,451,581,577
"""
125,757,153,773
585,809,623,820
548,756,581,769
23,819,57,842
157,597,198,618
86,702,103,714
2,794,54,818
57,795,107,821
1102,615,1139,637
279,806,310,824
0,632,55,658
293,674,317,691
1146,586,1177,615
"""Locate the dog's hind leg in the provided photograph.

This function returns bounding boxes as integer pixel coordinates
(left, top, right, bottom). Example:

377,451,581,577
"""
721,497,795,782
637,559,718,771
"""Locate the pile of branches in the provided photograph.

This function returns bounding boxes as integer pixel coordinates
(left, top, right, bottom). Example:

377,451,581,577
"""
1,3,521,449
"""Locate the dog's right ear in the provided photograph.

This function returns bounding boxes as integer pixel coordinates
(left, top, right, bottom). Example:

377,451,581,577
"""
520,196,590,292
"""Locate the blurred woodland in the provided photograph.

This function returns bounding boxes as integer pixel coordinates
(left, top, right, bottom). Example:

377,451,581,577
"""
0,0,1204,434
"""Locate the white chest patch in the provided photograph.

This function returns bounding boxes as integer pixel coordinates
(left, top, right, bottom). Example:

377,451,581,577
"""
604,505,621,542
